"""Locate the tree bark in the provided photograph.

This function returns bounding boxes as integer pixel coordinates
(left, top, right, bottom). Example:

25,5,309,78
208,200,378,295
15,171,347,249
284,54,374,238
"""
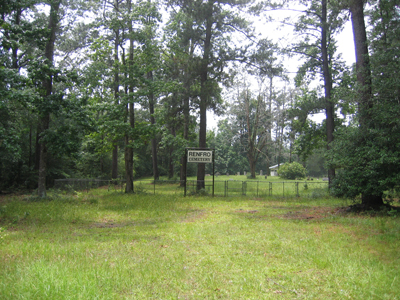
350,0,372,125
37,0,60,198
197,101,207,190
112,146,118,180
148,71,159,181
266,76,273,175
322,0,335,187
180,43,193,186
38,115,49,198
112,0,120,182
125,1,135,193
124,90,134,192
197,4,213,191
350,0,383,208
124,101,134,192
180,94,190,186
245,90,256,179
361,194,384,208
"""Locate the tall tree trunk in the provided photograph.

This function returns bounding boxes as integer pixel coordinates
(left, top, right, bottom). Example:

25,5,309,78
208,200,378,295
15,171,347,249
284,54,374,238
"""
148,71,159,181
277,98,285,169
38,115,49,198
322,0,335,188
247,150,256,178
125,2,135,193
249,157,256,179
37,0,60,198
180,94,190,186
180,42,194,186
197,7,212,191
350,0,372,123
278,125,284,167
266,76,273,175
245,90,257,179
197,101,207,190
124,102,134,193
112,146,118,180
112,0,120,182
350,0,384,207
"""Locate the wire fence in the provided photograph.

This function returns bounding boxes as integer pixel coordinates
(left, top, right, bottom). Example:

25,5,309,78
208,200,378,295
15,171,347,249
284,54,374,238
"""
54,178,126,192
55,178,329,198
186,180,328,198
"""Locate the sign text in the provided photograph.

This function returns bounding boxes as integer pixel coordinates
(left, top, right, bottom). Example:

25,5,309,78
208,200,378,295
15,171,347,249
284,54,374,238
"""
187,150,213,163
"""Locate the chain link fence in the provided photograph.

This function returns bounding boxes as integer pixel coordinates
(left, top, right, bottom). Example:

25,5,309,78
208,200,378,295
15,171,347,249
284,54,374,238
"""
54,178,329,198
54,178,125,192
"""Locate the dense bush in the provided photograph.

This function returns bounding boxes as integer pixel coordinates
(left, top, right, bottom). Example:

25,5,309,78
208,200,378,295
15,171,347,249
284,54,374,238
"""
278,162,307,180
329,104,400,202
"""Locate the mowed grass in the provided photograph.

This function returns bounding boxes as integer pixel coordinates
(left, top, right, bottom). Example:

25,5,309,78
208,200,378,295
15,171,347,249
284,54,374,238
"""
0,190,399,299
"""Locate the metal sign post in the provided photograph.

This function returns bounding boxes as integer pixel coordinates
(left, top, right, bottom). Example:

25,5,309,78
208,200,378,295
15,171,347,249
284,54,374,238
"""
184,148,215,197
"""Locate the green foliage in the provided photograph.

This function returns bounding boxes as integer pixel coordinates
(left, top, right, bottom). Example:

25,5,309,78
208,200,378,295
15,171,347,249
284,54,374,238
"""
291,0,348,86
329,103,400,200
305,148,327,177
368,0,400,105
328,0,400,203
0,0,398,202
207,119,249,175
293,120,326,161
278,162,307,180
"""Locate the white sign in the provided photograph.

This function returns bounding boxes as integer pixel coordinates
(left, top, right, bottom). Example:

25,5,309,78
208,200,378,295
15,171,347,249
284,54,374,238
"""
187,150,213,163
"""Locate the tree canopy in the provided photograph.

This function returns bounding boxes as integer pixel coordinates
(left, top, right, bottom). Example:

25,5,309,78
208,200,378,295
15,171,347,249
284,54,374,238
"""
1,0,399,208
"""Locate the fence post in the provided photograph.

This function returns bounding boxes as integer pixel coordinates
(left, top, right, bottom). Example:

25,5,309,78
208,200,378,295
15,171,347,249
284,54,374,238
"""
283,182,285,197
224,181,227,197
296,182,299,197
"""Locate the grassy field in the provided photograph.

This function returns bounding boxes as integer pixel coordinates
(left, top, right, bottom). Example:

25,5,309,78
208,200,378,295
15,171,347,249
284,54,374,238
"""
0,189,399,299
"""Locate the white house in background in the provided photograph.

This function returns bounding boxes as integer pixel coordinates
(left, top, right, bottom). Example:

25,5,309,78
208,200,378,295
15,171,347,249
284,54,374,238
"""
269,164,280,176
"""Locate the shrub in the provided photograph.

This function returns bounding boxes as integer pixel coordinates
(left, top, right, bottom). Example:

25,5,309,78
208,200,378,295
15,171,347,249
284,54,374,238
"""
278,162,307,180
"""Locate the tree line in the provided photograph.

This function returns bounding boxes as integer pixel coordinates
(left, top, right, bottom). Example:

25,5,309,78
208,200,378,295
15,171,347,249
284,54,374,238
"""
1,0,399,207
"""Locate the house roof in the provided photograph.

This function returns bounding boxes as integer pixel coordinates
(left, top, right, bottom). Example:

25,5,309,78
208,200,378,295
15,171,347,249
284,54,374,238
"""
269,164,280,170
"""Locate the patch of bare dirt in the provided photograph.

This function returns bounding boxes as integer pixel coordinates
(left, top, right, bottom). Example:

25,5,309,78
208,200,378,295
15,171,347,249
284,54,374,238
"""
235,209,259,214
278,206,344,220
89,219,133,228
